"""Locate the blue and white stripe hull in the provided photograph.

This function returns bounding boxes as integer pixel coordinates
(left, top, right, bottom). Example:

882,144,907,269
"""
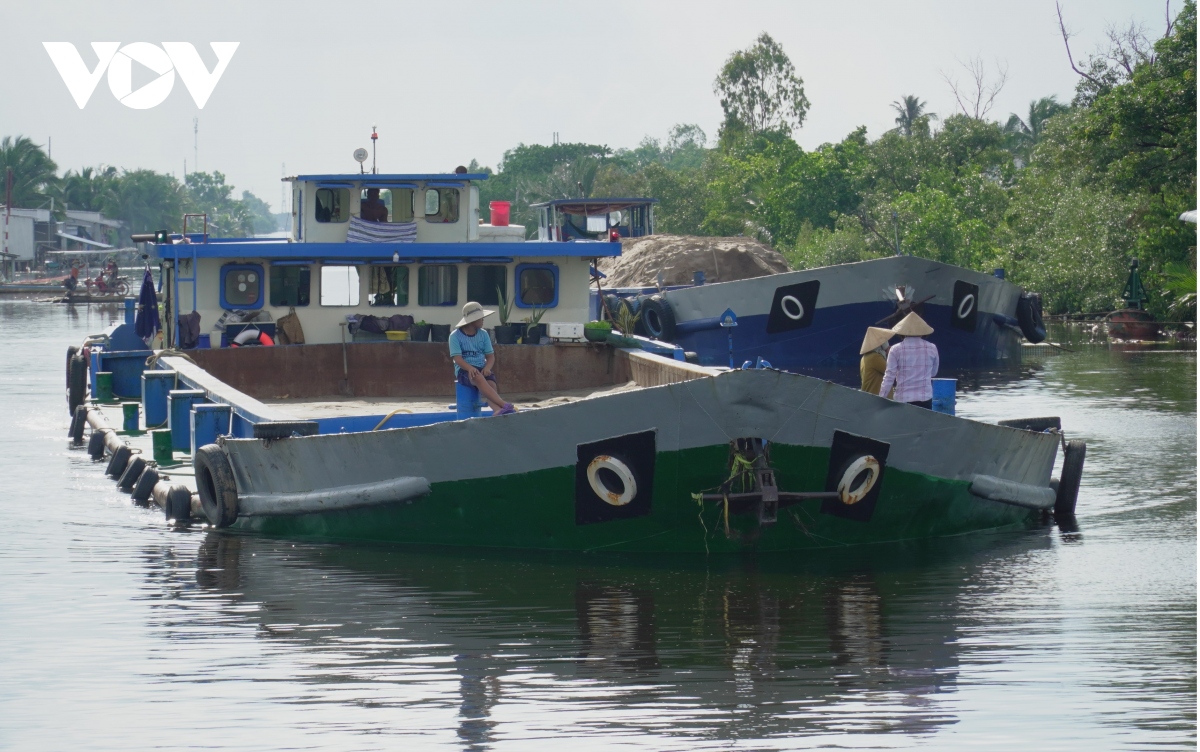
654,256,1024,371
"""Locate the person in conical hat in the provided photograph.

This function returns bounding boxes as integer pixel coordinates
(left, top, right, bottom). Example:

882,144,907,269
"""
450,301,516,416
859,327,894,395
879,311,939,409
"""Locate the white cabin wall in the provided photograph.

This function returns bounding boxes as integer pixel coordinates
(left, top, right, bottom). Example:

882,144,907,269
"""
182,254,597,347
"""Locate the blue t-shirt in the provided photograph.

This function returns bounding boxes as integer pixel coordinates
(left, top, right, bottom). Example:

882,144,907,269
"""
449,327,494,374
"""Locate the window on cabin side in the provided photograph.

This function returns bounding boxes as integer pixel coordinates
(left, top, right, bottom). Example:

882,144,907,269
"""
361,188,415,223
418,265,458,306
424,188,459,223
466,265,506,306
315,188,349,223
368,266,409,306
519,266,556,306
270,265,310,307
223,265,262,308
320,266,360,306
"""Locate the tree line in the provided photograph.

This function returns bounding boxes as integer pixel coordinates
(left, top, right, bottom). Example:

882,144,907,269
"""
0,139,278,242
474,3,1194,319
1,2,1192,317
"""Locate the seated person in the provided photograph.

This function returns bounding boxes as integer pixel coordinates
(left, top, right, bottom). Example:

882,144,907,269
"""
360,188,388,222
62,267,79,293
450,302,515,416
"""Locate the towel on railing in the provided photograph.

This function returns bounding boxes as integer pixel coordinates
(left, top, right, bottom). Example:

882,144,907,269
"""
347,216,417,243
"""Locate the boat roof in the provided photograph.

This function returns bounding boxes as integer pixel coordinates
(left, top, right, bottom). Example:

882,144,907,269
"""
152,239,620,261
287,173,490,184
529,198,658,214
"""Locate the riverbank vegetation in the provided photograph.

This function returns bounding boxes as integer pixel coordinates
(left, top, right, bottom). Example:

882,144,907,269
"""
0,3,1192,317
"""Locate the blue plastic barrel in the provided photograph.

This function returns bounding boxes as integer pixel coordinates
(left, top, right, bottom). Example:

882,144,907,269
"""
142,370,175,428
191,403,232,452
455,382,483,419
124,297,135,325
932,378,957,416
168,389,207,451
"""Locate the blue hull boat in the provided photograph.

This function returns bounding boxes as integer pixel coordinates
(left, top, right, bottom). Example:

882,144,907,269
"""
595,255,1045,371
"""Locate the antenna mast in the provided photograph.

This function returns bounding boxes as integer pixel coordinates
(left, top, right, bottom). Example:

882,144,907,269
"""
371,125,378,174
193,117,199,174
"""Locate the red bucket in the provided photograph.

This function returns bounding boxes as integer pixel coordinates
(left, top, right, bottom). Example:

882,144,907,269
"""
489,201,511,227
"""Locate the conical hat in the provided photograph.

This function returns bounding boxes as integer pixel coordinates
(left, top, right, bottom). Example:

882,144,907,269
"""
892,311,934,336
859,327,894,355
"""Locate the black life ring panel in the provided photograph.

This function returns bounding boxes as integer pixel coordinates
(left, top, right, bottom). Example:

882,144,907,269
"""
1016,292,1047,343
640,294,678,341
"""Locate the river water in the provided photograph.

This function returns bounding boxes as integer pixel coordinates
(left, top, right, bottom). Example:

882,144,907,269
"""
0,301,1194,750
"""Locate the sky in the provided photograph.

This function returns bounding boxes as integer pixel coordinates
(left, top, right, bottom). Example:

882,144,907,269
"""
0,0,1175,214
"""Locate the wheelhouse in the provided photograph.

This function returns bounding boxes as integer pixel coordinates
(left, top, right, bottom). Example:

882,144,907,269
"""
150,174,623,348
531,198,657,242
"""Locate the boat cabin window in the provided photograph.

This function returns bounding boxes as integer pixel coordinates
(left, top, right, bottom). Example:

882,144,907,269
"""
516,264,557,308
418,265,458,306
424,188,459,224
466,265,506,306
320,265,361,306
368,265,409,306
361,188,415,223
315,187,349,223
221,264,264,309
270,265,311,307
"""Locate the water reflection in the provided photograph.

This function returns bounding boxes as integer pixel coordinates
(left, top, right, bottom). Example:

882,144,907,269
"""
147,532,1062,745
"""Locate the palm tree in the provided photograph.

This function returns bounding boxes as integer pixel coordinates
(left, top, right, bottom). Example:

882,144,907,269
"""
59,165,119,212
0,136,59,208
891,95,934,136
1004,96,1069,162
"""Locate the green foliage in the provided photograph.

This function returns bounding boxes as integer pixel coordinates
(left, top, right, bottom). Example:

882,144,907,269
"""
0,136,58,209
495,285,513,325
891,95,934,137
713,33,809,135
613,300,641,336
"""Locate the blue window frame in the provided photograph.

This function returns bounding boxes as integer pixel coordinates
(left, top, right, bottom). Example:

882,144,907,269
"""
220,263,264,310
514,263,558,308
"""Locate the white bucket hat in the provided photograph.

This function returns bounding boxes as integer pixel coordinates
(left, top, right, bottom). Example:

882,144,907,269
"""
892,311,934,336
455,301,494,329
860,327,894,355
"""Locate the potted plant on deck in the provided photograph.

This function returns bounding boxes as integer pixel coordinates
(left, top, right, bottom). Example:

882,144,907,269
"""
522,306,548,344
492,286,520,345
409,320,431,342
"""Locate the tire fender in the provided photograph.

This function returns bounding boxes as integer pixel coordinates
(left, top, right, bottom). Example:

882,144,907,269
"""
69,405,87,445
195,444,239,527
68,354,88,417
106,444,132,478
1016,292,1047,343
132,466,160,504
117,456,147,492
640,295,678,341
1055,440,1086,519
87,430,106,461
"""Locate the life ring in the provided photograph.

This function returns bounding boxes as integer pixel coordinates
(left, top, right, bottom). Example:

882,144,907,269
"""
1016,293,1046,343
640,294,678,341
837,455,881,505
230,328,274,347
780,295,805,321
957,293,976,320
195,444,240,527
587,455,637,506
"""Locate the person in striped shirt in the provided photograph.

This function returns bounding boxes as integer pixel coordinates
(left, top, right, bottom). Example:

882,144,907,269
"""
879,312,939,409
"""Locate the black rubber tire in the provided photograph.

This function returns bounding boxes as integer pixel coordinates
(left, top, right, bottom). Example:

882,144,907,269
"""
87,430,106,460
165,484,192,522
251,421,319,440
69,405,88,445
195,444,239,527
602,294,623,323
117,456,146,492
66,345,79,401
1055,440,1086,519
1016,293,1047,343
131,466,159,504
68,354,88,417
106,444,132,478
640,294,678,341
